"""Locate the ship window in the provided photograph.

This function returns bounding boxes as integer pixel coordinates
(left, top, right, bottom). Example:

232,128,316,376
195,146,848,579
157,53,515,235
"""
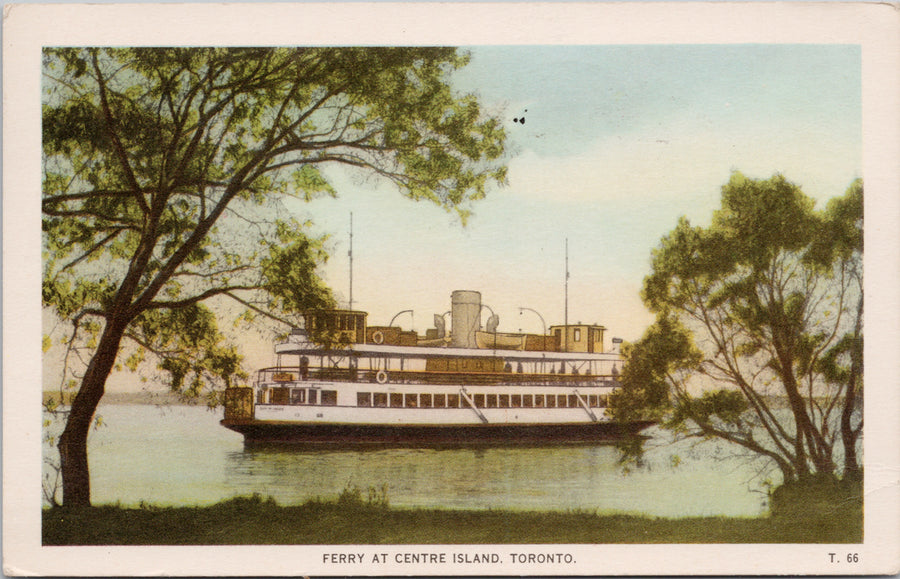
498,394,510,408
374,392,388,407
308,389,318,405
357,392,372,407
434,394,446,408
447,393,460,408
568,395,579,408
588,395,598,407
534,395,545,408
321,390,337,406
522,395,533,408
599,395,608,408
511,394,522,408
405,393,418,408
419,393,432,408
486,394,498,408
473,394,485,408
270,388,290,405
574,329,581,342
546,395,557,408
558,395,568,408
257,389,267,404
291,389,306,405
390,393,403,408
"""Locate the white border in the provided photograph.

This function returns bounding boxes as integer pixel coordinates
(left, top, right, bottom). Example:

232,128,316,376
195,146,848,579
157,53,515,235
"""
4,2,899,576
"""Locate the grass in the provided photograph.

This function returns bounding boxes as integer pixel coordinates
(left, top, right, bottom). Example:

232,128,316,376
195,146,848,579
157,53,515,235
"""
42,488,862,545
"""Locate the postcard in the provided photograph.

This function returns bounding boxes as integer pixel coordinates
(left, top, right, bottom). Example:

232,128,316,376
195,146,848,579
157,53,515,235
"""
4,1,899,576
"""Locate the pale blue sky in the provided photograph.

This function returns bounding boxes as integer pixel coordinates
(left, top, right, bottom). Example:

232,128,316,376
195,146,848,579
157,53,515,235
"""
455,45,860,159
284,45,863,366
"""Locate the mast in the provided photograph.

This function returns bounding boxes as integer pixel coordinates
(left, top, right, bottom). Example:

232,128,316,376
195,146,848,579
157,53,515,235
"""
564,238,569,352
348,212,353,311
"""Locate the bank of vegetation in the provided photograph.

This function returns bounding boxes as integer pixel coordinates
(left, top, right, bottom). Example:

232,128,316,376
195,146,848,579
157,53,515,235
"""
43,481,861,545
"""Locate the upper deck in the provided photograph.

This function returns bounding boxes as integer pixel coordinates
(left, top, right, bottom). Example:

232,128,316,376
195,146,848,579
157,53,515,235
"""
275,339,622,363
279,292,624,382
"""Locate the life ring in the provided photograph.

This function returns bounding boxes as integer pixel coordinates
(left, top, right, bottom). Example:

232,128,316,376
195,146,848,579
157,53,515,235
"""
372,331,385,345
375,370,389,384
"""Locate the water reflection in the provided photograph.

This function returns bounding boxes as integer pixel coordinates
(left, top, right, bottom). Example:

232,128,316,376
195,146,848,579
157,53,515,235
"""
223,442,728,514
46,405,768,516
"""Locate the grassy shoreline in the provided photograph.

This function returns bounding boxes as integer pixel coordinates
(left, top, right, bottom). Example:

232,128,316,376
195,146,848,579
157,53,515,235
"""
43,493,862,545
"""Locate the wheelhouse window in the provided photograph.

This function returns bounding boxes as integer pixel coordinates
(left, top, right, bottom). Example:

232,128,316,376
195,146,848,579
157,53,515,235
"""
320,390,337,406
574,329,581,342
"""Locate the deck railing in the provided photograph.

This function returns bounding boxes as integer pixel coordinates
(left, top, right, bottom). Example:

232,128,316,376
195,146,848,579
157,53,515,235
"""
257,366,619,388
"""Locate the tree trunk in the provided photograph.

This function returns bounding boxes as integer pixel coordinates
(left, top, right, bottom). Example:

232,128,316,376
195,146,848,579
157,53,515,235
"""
840,299,863,482
58,319,129,507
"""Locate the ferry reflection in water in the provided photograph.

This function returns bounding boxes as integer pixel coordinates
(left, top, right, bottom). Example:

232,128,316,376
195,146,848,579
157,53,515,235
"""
222,437,767,517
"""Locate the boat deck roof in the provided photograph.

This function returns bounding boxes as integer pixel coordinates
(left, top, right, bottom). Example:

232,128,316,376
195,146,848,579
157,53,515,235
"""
274,342,621,362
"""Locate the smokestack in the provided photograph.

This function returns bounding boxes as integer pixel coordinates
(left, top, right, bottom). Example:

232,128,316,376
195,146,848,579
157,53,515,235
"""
450,290,481,348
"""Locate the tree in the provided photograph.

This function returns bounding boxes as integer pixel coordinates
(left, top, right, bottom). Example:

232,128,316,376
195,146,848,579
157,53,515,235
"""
610,173,862,487
42,47,507,506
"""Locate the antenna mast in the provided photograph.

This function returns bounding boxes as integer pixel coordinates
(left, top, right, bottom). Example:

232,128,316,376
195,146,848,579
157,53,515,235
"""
564,238,569,352
348,212,353,311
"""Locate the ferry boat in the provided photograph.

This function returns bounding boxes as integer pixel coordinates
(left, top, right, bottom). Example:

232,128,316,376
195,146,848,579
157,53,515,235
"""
221,290,654,445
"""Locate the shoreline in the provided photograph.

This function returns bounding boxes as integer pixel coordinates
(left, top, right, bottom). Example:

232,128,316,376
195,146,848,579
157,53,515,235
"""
42,493,862,545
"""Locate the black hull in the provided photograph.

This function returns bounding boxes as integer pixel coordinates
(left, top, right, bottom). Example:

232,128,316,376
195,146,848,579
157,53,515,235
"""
221,419,655,446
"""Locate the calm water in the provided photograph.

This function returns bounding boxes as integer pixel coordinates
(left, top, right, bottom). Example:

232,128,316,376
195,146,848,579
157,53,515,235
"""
43,404,771,517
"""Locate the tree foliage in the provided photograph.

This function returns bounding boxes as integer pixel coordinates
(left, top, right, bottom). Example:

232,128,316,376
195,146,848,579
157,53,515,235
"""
610,173,863,485
42,47,507,506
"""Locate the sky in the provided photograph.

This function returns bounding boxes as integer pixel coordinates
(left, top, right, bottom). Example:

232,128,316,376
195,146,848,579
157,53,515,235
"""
265,44,861,370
